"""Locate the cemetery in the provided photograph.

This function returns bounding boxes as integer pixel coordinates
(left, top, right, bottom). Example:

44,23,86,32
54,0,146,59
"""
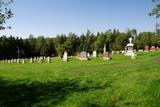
0,46,160,106
0,0,160,107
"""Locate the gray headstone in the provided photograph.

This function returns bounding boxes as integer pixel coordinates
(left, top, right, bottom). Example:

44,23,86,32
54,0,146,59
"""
79,51,88,60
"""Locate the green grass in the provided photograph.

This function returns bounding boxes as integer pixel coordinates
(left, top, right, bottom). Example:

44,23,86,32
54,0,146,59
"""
0,51,160,107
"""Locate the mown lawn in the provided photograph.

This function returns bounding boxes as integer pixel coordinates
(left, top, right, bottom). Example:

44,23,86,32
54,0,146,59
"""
0,51,160,107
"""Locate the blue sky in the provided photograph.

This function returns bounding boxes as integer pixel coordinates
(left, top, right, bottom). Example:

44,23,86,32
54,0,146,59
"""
0,0,157,38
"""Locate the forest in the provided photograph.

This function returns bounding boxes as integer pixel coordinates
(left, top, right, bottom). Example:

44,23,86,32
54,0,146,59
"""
0,29,160,59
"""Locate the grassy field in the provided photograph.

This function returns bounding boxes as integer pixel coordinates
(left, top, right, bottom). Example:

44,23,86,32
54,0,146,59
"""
0,51,160,107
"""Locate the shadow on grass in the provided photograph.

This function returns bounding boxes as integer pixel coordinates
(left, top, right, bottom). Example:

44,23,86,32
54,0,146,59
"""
0,78,108,107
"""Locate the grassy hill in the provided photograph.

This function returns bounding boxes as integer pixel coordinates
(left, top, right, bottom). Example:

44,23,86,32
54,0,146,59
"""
0,51,160,107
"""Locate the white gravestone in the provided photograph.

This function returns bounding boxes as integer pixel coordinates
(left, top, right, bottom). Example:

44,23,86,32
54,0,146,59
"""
125,38,136,59
87,53,90,57
63,52,68,62
13,59,16,63
103,45,106,54
22,59,25,64
11,59,13,63
47,57,51,63
30,57,33,63
17,59,20,64
38,57,43,63
93,51,97,57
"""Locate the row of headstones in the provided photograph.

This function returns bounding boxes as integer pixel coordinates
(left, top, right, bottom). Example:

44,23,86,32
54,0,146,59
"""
2,56,51,64
76,50,110,61
144,46,159,52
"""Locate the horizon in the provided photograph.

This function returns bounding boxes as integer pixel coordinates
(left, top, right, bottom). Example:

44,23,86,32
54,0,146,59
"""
0,0,157,38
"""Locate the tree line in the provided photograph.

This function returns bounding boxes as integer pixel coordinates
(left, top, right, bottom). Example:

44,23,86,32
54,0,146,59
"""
1,29,160,59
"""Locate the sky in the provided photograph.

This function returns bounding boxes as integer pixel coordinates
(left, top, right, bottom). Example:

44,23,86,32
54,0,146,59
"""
0,0,157,38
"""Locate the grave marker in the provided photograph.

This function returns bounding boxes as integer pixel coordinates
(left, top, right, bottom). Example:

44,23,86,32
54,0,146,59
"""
103,52,110,60
79,51,88,60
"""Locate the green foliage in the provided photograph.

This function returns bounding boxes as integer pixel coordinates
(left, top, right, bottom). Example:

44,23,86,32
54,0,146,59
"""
56,44,66,57
94,32,106,53
1,29,160,59
0,0,13,30
150,0,160,18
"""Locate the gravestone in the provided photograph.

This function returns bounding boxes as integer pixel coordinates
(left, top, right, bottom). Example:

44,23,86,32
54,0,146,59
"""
38,57,43,63
11,59,13,63
76,53,80,59
87,53,90,57
138,49,143,52
103,44,106,54
116,51,120,54
8,60,11,63
17,59,20,64
103,52,110,60
150,46,156,52
14,59,16,63
30,57,33,63
79,51,88,60
144,46,149,52
111,51,115,55
156,47,159,50
43,56,46,60
125,38,136,58
47,56,51,63
63,51,68,62
34,57,36,62
93,51,97,57
22,59,25,64
121,51,125,54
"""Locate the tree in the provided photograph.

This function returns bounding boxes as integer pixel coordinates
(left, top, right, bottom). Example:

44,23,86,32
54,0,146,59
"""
150,0,160,18
56,45,66,58
0,0,13,30
94,32,106,53
65,32,78,55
